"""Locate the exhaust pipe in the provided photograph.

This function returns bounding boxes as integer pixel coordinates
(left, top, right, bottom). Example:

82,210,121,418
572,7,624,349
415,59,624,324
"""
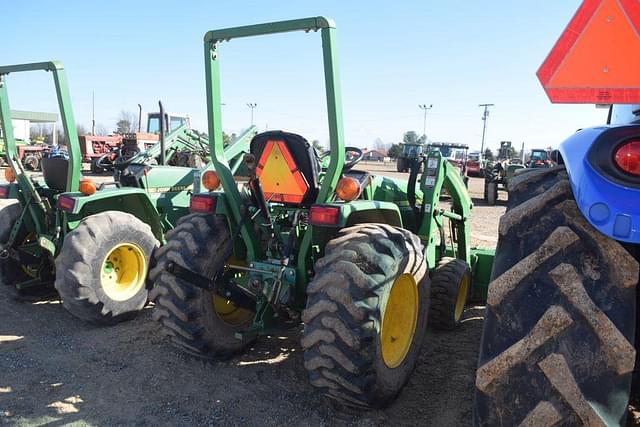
159,101,166,165
137,103,142,132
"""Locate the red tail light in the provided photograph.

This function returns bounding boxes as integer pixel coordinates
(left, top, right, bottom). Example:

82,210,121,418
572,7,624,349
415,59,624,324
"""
0,185,8,198
309,205,341,226
190,194,216,213
614,140,640,176
57,195,77,213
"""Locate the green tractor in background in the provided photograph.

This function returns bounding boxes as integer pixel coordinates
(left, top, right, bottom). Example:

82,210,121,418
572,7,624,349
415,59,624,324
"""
0,61,253,324
396,141,424,172
151,17,494,409
483,141,524,205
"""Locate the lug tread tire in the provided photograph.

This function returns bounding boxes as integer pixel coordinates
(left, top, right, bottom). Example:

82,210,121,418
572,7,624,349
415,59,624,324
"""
473,166,639,426
0,200,24,285
54,211,158,325
149,213,254,360
429,257,471,331
302,223,429,409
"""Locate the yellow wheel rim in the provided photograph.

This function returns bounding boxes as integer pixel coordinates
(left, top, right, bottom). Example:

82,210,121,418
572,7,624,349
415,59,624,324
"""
213,295,254,326
21,233,39,278
381,273,419,369
211,256,254,326
100,243,146,301
454,274,470,322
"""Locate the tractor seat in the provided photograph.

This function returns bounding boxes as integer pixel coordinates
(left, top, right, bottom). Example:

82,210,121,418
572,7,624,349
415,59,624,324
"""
41,157,69,191
250,131,320,206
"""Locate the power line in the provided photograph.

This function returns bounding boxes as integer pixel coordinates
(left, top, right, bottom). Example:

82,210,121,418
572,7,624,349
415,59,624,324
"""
479,103,494,159
247,102,257,126
418,104,433,139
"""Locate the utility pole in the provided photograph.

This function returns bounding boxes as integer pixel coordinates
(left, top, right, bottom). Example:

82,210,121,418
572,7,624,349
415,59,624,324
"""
92,91,96,135
247,103,257,126
418,104,433,140
479,103,494,160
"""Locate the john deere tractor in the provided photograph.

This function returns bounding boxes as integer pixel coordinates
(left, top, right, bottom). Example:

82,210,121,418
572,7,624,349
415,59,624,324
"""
0,61,253,324
151,17,494,409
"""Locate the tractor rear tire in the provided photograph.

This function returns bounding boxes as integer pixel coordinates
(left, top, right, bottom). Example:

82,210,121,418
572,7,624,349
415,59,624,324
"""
54,211,158,324
429,257,471,330
23,154,40,171
485,182,497,205
149,214,255,360
302,223,429,409
473,166,639,426
0,200,23,285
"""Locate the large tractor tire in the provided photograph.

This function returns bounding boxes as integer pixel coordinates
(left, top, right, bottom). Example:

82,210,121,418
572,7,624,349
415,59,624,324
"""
55,211,158,324
429,257,471,330
149,214,256,359
484,181,498,206
301,223,429,409
0,200,24,285
474,167,639,426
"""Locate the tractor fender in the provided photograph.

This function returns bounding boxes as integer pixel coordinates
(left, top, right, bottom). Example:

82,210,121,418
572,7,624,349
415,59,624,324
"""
558,125,640,243
315,200,403,228
63,188,164,241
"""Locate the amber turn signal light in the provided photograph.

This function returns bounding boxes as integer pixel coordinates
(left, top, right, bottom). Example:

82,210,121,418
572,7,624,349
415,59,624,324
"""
336,177,361,201
4,168,16,183
202,170,221,191
79,178,97,196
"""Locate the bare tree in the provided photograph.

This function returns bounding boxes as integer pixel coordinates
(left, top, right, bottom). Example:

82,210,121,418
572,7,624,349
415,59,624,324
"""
115,110,138,134
95,123,109,136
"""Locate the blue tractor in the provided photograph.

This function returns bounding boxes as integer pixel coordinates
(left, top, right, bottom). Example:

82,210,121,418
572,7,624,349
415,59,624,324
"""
473,1,640,425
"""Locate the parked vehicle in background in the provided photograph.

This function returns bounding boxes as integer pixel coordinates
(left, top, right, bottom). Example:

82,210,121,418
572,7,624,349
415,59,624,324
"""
396,141,423,172
466,151,482,177
525,148,553,168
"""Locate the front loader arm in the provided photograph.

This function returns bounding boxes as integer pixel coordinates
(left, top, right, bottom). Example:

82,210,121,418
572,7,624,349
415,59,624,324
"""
417,152,472,268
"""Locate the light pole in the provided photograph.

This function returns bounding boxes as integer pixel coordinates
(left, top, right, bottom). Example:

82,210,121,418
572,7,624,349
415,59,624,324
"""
418,104,432,140
479,103,494,160
247,103,257,126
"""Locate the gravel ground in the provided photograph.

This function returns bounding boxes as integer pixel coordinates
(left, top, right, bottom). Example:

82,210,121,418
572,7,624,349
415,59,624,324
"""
0,164,503,426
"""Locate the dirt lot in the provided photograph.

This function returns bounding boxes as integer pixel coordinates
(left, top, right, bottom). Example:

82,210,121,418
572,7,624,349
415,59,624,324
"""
0,164,505,426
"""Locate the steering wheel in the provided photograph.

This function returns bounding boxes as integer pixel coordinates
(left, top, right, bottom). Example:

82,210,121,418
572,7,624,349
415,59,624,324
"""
319,146,364,170
95,149,119,169
96,145,147,172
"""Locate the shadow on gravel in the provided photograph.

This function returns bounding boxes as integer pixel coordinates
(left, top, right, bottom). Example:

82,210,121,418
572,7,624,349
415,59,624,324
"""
0,280,487,426
471,196,507,208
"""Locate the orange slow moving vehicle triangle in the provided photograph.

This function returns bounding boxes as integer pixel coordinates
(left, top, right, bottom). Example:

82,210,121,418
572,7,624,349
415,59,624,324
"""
538,0,640,103
256,140,309,204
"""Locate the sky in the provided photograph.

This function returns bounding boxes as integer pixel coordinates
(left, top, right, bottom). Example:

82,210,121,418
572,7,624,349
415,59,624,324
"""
2,0,609,153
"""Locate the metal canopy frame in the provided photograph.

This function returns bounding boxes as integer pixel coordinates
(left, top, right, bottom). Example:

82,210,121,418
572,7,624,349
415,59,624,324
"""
0,61,80,192
203,17,346,259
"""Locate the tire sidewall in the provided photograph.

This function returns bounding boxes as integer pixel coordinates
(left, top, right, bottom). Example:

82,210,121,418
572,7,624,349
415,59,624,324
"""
58,213,157,317
370,254,430,404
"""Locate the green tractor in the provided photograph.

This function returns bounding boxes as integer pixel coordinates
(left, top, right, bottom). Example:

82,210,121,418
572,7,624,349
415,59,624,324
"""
0,61,252,324
483,141,525,205
396,141,424,172
151,17,494,409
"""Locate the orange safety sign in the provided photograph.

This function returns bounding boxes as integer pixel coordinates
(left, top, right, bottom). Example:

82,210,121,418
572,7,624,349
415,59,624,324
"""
256,140,309,204
538,0,640,103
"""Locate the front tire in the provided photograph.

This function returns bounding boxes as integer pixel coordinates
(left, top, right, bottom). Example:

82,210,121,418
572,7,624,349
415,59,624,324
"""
301,223,429,408
474,167,639,426
55,211,158,324
429,257,471,330
150,214,255,360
